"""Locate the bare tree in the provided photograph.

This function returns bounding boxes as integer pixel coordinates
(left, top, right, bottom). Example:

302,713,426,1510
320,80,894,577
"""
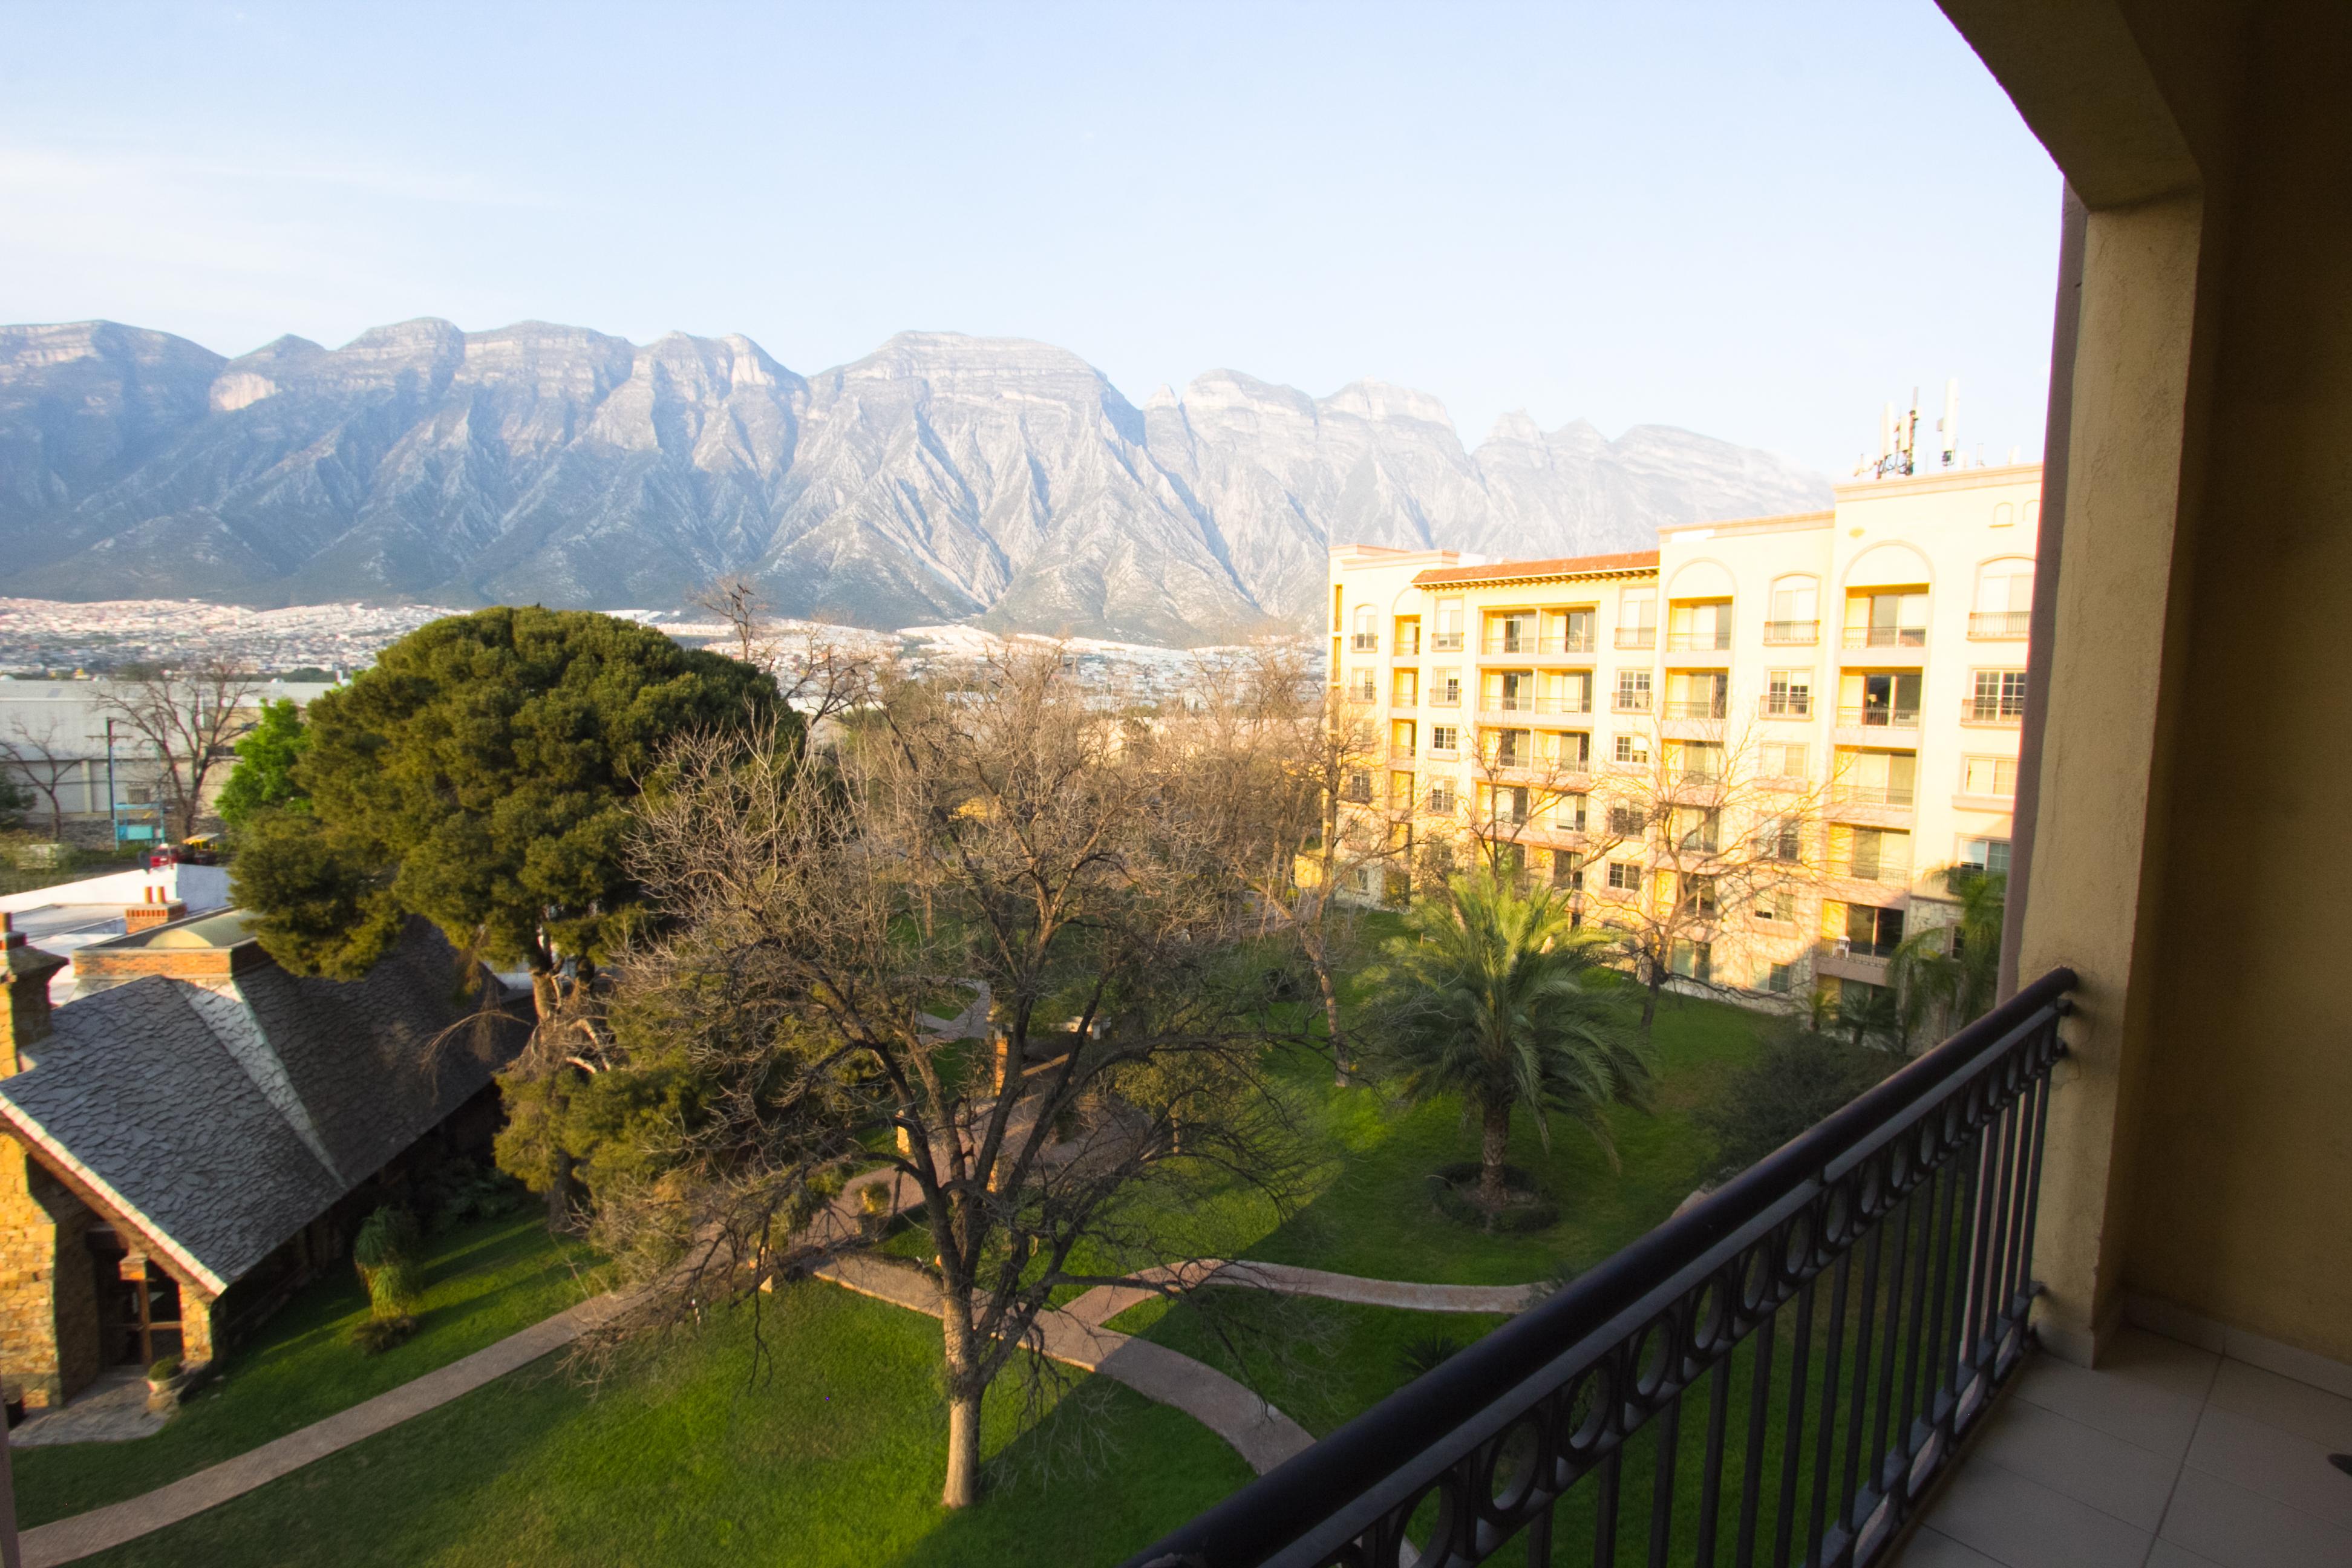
768,622,887,732
0,714,83,841
1575,715,1830,1028
556,645,1310,1508
688,572,771,666
95,658,263,841
1172,641,1402,1083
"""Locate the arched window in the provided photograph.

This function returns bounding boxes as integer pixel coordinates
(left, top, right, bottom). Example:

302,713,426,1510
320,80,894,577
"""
1971,558,2035,638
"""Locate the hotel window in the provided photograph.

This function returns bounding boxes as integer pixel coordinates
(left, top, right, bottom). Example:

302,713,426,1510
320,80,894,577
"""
1766,961,1794,994
1971,558,2035,638
1678,874,1717,916
1488,785,1530,825
1844,589,1929,648
1390,719,1416,757
1608,803,1648,836
1756,887,1796,923
1489,611,1537,654
1760,742,1808,779
1488,728,1530,768
1348,668,1376,703
1674,808,1722,854
1615,668,1653,710
1765,670,1813,717
1608,861,1642,892
1391,668,1419,707
1351,604,1377,651
1428,779,1458,814
1555,792,1589,832
1766,577,1818,642
1758,815,1803,863
1968,669,2028,720
1343,770,1373,803
1961,755,2018,798
1958,836,2013,877
1552,849,1584,889
1431,668,1462,707
1614,732,1650,764
1558,608,1597,652
1429,724,1459,753
1544,730,1592,769
1616,590,1657,647
1670,939,1713,980
1432,598,1466,651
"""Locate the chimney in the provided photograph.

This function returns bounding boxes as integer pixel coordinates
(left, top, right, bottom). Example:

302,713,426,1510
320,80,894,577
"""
1,912,69,1077
125,886,187,936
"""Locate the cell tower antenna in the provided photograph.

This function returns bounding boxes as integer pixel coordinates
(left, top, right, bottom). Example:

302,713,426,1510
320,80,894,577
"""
1939,378,1961,468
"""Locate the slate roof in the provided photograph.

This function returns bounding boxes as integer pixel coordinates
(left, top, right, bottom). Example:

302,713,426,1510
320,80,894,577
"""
0,921,526,1294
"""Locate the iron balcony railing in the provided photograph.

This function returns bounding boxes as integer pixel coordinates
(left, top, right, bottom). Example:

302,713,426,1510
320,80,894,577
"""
1822,936,1903,962
1759,694,1815,719
1839,855,1914,884
1662,699,1728,720
1483,632,1599,656
1612,691,1654,713
1351,633,1379,652
1834,784,1917,809
1763,619,1821,645
1124,969,2077,1568
1615,628,1658,650
1432,632,1466,652
1843,626,1929,650
1666,629,1733,652
1967,612,2031,639
1837,705,1921,730
1961,699,2026,725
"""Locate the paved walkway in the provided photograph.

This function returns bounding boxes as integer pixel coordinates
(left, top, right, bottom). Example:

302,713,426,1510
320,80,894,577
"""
10,1373,163,1449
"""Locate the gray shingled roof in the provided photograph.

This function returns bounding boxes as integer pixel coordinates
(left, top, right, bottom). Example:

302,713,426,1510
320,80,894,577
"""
0,923,526,1293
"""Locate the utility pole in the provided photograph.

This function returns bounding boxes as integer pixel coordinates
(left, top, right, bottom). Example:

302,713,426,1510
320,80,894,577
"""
105,717,119,849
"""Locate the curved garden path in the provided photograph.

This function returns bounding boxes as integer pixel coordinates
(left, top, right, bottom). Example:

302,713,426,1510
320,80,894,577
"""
19,1169,1546,1566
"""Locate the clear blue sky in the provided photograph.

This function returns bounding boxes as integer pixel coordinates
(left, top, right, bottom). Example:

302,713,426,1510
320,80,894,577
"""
0,1,2060,475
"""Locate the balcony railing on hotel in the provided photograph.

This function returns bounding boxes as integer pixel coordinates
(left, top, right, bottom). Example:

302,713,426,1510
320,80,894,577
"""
1350,633,1378,652
1821,936,1903,962
1614,627,1657,650
1843,625,1929,650
1759,694,1814,719
1431,631,1465,652
1662,699,1728,720
1612,691,1654,713
1834,783,1916,809
1968,611,2031,639
1763,619,1820,645
1961,699,2026,725
1483,632,1598,656
1123,970,2078,1568
1486,695,1593,717
1838,854,1914,884
1837,705,1921,730
1665,628,1733,652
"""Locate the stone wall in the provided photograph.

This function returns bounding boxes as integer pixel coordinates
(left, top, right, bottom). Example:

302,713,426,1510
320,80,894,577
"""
0,1144,100,1408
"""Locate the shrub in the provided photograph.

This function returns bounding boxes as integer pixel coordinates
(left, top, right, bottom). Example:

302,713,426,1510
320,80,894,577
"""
352,1205,425,1321
350,1315,419,1355
1426,1162,1560,1234
1695,1027,1895,1179
145,1356,181,1385
1397,1333,1462,1380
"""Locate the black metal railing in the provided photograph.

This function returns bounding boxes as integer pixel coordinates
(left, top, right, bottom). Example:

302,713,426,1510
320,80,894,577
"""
1125,968,2076,1568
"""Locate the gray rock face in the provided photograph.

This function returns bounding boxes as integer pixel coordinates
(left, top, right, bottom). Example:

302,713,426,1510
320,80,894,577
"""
0,319,1831,641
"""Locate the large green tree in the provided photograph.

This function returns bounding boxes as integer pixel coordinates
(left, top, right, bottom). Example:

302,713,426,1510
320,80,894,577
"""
1887,866,2008,1040
1364,868,1654,1208
234,607,784,1019
215,697,311,830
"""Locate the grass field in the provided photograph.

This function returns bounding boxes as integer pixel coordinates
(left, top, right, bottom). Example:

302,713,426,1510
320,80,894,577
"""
15,1212,601,1528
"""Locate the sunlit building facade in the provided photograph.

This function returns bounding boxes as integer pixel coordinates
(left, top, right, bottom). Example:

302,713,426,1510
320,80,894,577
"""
1328,461,2043,1006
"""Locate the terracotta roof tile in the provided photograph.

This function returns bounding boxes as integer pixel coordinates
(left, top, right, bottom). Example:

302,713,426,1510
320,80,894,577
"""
1411,549,1660,586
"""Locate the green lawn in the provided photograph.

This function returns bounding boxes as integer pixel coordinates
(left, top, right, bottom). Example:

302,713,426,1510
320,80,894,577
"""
15,1212,601,1527
73,1281,1251,1568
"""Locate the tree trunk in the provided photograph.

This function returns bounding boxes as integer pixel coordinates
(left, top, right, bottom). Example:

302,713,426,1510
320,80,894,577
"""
1640,949,1663,1031
1315,955,1350,1086
528,968,575,1225
940,1298,984,1508
1480,1097,1512,1209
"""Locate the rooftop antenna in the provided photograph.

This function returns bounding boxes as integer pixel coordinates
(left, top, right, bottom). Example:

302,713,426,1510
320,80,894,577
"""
1938,378,1961,468
1872,390,1922,479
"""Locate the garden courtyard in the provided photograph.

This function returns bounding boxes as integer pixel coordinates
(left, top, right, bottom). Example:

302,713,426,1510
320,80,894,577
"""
18,984,1771,1568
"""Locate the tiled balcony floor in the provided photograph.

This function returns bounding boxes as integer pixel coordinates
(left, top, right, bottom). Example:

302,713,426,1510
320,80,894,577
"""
1892,1325,2352,1568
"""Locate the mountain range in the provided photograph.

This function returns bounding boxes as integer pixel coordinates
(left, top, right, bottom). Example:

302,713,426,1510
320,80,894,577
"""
0,319,1831,643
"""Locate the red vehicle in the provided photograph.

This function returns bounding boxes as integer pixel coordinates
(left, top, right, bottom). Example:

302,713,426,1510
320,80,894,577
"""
146,837,220,869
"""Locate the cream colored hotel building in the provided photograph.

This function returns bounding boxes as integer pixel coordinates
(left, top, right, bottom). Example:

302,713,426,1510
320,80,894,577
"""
1327,462,2041,1007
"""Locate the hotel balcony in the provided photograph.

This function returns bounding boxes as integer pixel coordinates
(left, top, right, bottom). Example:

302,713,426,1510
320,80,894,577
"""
1349,632,1378,652
1480,632,1598,661
1969,610,2032,639
1814,938,1894,985
1763,618,1821,645
1611,690,1653,714
1960,699,2027,728
1757,694,1817,721
1835,705,1922,746
1613,627,1656,651
1664,630,1733,664
1831,783,1918,827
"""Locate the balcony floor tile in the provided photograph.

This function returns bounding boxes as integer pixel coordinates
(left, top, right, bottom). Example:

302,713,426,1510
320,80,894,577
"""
1922,1454,2154,1568
1970,1397,2179,1531
2158,1466,2352,1568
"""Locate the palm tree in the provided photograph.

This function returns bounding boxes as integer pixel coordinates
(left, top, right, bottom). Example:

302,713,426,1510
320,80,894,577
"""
1364,868,1654,1209
1887,867,2007,1041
